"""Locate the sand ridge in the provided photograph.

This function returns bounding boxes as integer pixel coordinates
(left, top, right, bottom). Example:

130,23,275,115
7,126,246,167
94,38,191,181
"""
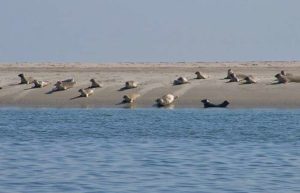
0,61,300,108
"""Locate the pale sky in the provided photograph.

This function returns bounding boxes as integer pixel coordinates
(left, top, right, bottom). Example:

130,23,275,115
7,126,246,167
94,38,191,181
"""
0,0,299,62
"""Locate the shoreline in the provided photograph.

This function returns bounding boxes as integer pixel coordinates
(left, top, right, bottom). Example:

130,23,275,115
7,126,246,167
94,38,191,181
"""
1,105,300,110
1,61,300,109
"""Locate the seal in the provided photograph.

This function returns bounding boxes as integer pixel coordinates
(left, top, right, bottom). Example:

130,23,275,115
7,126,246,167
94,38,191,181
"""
33,80,50,88
18,74,34,84
156,94,178,107
225,69,233,79
124,81,138,89
78,88,94,97
201,99,230,108
228,73,240,82
226,69,248,80
55,80,76,90
195,71,208,79
173,77,189,85
244,76,257,84
90,79,102,88
236,74,248,79
275,72,300,83
122,93,141,103
275,73,289,84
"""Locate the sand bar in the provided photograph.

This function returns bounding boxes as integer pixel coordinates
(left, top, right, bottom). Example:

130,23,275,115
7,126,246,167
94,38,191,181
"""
0,61,300,108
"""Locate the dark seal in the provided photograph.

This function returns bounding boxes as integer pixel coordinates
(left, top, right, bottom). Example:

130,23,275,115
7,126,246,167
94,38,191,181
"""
201,99,230,108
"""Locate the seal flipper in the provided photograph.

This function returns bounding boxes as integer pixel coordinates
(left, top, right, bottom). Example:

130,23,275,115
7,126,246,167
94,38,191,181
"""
219,100,230,108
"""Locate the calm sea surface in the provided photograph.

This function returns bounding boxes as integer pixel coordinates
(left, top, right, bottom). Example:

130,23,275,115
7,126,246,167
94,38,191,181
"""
0,108,299,193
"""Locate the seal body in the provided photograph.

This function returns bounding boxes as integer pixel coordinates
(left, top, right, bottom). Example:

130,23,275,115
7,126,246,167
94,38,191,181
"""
90,79,102,88
156,94,178,107
275,73,289,84
55,80,76,90
125,81,138,89
236,74,248,79
201,99,229,108
228,73,240,82
78,88,94,97
18,74,34,84
33,80,49,88
123,93,140,103
225,69,233,79
195,71,208,79
276,72,300,83
226,69,248,81
244,76,257,84
173,77,189,85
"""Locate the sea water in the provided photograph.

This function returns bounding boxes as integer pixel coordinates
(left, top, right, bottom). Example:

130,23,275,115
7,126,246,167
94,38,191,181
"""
0,108,299,193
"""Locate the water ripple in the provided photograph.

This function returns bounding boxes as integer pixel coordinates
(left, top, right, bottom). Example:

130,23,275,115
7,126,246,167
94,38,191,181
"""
0,108,299,192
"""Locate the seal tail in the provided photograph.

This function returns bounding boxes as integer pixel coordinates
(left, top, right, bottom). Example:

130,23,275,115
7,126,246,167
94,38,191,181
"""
219,100,230,108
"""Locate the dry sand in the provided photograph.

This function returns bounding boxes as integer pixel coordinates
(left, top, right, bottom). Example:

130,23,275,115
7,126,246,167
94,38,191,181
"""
0,61,300,108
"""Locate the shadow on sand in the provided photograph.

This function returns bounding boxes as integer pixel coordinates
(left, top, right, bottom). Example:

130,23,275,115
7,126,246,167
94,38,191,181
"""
118,87,134,91
24,85,49,90
8,83,23,86
70,95,82,100
45,88,63,94
267,82,282,85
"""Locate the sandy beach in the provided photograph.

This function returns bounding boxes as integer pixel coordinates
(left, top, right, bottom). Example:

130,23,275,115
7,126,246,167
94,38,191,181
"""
0,61,300,108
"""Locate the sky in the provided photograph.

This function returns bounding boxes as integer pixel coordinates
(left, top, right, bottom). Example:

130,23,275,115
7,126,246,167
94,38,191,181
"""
0,0,299,62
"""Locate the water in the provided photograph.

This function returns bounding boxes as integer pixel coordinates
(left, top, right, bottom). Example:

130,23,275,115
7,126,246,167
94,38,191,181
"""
0,108,299,193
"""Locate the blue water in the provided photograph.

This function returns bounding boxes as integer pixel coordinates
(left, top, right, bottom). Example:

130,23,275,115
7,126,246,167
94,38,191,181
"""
0,108,299,193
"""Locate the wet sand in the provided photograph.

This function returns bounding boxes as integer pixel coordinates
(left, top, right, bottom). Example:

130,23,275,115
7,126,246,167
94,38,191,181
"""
0,61,300,108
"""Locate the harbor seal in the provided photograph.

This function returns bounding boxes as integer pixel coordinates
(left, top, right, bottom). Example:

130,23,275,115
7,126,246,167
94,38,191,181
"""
226,69,248,80
33,80,50,88
244,76,257,84
122,93,141,103
201,99,230,108
275,73,289,84
173,77,190,85
156,94,178,107
89,79,102,88
55,80,76,90
236,74,248,79
124,81,138,89
225,69,234,79
275,72,300,83
18,74,34,84
228,73,240,82
195,71,208,79
78,88,94,97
